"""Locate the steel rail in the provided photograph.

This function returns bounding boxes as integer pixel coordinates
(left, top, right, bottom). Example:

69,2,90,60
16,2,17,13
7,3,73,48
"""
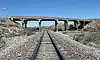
47,31,65,60
31,31,45,60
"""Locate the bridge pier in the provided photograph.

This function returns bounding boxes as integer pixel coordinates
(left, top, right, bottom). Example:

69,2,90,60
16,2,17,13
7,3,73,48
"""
24,20,27,29
22,21,24,28
64,21,68,31
74,20,87,31
73,21,78,30
72,20,79,30
39,21,41,32
55,20,58,32
78,21,85,31
77,20,80,30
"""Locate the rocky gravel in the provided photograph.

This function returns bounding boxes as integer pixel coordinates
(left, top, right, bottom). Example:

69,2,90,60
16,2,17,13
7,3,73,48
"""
62,31,100,49
49,31,100,60
0,32,42,60
0,30,100,60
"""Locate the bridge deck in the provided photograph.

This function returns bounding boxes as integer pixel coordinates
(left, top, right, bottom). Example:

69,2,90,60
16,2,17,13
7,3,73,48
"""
10,16,78,21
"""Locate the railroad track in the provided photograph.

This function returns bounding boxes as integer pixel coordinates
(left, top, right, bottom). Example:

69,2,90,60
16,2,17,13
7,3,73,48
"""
31,31,64,60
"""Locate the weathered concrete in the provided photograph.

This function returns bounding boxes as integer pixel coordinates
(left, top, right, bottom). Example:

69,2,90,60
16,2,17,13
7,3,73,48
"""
10,16,92,31
24,20,27,29
64,21,68,31
55,20,58,32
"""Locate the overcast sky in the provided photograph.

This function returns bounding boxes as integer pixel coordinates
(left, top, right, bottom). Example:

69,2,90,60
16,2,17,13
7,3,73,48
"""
0,0,100,27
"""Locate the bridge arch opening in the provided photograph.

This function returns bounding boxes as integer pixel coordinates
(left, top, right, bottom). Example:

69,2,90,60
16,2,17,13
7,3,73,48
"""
58,21,64,31
11,16,91,32
14,21,23,27
27,21,39,27
40,21,55,31
26,21,39,31
68,20,77,30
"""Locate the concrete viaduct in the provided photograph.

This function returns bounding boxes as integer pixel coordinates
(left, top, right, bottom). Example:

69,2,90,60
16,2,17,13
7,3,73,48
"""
10,16,92,31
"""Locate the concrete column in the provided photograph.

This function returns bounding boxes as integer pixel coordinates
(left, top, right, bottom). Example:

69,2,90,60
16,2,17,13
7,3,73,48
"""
74,20,79,30
82,21,85,31
22,21,24,28
74,21,77,30
24,20,27,29
55,20,58,32
77,20,80,30
84,21,87,26
78,21,85,31
64,20,68,31
82,21,85,29
39,21,41,32
38,19,42,32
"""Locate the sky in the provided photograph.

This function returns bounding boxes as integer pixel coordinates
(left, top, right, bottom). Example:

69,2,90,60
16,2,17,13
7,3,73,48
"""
0,0,100,27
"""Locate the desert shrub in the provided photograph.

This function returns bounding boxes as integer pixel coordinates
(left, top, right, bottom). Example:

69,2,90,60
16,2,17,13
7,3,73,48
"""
1,28,9,34
0,37,6,48
58,28,63,31
68,24,76,30
83,27,99,32
74,32,100,45
0,24,7,27
21,29,35,36
62,32,67,34
4,32,15,38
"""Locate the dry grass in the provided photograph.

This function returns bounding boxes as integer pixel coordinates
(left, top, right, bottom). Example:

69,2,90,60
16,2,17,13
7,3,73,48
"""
73,32,100,48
